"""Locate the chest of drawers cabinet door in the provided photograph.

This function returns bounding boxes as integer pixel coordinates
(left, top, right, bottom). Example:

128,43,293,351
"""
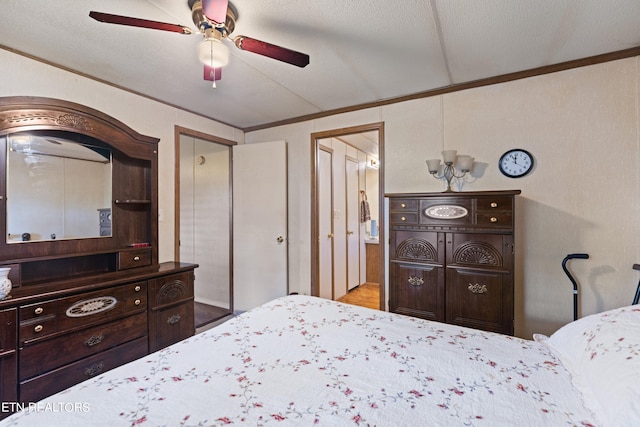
148,271,195,353
0,308,17,419
387,191,520,335
389,230,445,321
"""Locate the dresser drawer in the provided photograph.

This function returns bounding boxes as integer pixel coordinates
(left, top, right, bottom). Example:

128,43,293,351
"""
20,282,147,344
476,211,513,227
389,199,418,211
20,312,147,380
389,212,419,225
476,197,513,212
149,271,194,308
19,336,147,403
118,248,152,270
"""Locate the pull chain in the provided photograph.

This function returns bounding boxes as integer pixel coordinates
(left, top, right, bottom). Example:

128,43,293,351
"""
210,41,216,89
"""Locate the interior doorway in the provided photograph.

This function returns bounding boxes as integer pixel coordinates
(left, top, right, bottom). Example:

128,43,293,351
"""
174,126,234,328
311,123,385,310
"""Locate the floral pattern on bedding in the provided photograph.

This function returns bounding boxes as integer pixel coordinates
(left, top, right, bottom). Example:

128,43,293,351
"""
1,296,598,427
542,305,640,427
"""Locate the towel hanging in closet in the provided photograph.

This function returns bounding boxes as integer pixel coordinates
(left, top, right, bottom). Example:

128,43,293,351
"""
360,191,371,223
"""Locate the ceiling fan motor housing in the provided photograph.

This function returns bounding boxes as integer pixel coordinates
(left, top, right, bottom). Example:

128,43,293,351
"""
190,0,236,36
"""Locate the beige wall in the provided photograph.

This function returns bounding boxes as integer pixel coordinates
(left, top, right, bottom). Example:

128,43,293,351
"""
247,57,640,338
3,48,639,339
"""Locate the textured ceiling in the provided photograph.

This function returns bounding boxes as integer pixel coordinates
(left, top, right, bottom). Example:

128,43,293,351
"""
2,1,640,130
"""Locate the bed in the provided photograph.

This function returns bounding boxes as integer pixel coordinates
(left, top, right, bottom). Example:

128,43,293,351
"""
1,295,638,426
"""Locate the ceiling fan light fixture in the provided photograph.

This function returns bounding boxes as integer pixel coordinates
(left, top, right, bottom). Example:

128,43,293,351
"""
197,30,229,67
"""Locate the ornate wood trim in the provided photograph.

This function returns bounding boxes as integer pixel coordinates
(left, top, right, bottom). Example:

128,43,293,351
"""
452,241,502,267
156,279,187,305
0,97,158,160
396,238,437,262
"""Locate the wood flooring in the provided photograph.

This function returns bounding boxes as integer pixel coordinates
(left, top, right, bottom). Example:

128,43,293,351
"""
337,283,380,310
194,302,231,328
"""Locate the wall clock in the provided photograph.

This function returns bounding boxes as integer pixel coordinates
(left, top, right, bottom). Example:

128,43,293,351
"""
498,149,534,178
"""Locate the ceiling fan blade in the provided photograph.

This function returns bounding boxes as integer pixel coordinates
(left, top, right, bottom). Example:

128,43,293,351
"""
89,11,193,34
234,36,309,68
201,0,229,25
204,65,222,81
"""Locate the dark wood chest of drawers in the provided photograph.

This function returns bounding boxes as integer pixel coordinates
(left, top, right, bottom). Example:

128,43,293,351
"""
387,191,520,335
0,262,196,410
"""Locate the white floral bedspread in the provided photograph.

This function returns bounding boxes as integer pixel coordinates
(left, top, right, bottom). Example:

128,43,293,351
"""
1,295,598,426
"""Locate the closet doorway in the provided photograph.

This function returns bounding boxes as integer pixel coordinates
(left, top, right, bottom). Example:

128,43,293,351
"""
175,126,234,328
311,123,385,310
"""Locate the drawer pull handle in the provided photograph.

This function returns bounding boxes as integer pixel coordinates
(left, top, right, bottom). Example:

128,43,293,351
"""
490,217,498,223
167,314,181,325
34,324,43,333
468,283,488,294
401,216,406,221
408,276,424,286
84,362,104,378
134,285,141,292
133,256,140,261
84,334,104,347
34,307,44,315
490,202,498,208
134,299,141,306
401,203,406,208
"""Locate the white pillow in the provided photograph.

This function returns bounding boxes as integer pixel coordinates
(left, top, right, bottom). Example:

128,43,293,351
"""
535,305,640,427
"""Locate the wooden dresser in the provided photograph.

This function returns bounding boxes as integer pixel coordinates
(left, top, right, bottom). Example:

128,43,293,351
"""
0,97,197,417
386,191,520,335
8,263,196,404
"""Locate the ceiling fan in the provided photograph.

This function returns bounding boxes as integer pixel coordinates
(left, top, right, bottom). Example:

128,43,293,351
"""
89,0,309,86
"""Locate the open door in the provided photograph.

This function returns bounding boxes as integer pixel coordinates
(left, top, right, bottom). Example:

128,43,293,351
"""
345,156,360,291
233,141,288,312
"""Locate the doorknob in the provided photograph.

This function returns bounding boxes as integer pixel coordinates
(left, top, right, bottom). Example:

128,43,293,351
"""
346,231,354,235
276,236,285,243
327,233,334,238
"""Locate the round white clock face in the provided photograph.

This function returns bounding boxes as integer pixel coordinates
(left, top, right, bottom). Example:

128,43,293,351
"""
498,149,534,178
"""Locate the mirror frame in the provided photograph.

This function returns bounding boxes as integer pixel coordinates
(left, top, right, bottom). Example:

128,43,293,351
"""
0,96,159,262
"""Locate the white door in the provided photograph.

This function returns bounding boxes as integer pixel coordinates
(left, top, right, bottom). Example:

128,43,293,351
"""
233,141,288,312
318,147,334,299
345,157,360,291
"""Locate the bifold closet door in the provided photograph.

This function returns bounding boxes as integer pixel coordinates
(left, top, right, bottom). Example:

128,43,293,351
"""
318,147,334,300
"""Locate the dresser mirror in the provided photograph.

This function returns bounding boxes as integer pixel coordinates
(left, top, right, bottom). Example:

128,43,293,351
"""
6,130,112,243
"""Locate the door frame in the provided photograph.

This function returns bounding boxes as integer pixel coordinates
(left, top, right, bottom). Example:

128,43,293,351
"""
174,125,236,308
310,122,385,309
